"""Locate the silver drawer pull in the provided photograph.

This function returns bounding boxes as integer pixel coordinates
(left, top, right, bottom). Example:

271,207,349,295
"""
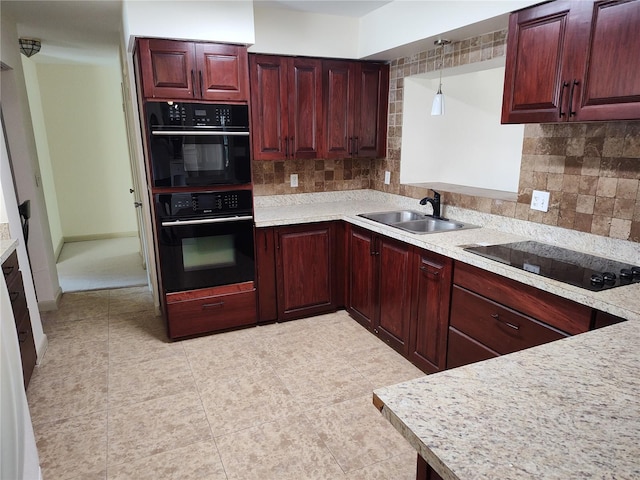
202,301,224,309
490,313,520,330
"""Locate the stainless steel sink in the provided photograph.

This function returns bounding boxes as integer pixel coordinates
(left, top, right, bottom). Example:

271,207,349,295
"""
358,210,479,234
359,210,425,224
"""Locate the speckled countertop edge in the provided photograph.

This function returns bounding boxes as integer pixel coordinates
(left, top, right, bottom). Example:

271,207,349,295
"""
373,320,640,480
254,190,640,322
0,238,18,264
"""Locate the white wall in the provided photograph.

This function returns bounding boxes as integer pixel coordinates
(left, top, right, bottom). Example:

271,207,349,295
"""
358,0,540,59
122,0,255,50
36,63,137,240
401,64,524,192
250,5,359,58
21,57,64,257
1,12,60,311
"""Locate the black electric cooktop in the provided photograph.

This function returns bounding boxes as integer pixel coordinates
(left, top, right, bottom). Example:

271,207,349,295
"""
464,241,640,291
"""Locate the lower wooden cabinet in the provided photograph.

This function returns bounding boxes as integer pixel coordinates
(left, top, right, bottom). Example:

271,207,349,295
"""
447,261,591,369
165,282,256,339
409,250,452,373
256,222,339,323
2,250,37,388
416,455,444,480
347,225,412,355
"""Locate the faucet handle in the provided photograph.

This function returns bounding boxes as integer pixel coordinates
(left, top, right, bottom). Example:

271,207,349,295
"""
432,190,441,200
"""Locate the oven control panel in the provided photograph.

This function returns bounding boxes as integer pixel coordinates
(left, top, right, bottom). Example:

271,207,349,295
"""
155,190,253,220
146,102,249,128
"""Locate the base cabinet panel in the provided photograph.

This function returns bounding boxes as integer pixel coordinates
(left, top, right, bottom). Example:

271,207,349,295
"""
347,225,412,355
409,250,453,374
275,222,337,320
3,250,37,388
166,283,256,339
447,326,500,369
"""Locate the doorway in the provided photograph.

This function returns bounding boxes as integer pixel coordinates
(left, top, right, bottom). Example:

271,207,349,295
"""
21,57,148,293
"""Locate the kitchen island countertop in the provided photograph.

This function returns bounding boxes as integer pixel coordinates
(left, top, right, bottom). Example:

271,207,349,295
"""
373,320,640,480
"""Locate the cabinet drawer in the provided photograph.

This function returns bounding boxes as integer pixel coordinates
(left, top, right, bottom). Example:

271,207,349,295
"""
16,315,37,388
167,287,256,338
447,326,498,369
454,262,592,335
7,271,28,327
2,250,19,284
450,286,568,355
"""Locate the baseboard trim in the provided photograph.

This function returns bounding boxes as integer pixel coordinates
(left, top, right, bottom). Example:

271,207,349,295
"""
38,286,62,312
63,231,138,243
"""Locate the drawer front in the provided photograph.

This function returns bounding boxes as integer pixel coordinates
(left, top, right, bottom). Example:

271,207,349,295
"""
16,317,37,388
454,261,592,335
447,326,499,369
7,271,28,327
450,285,568,355
2,250,19,284
167,289,256,338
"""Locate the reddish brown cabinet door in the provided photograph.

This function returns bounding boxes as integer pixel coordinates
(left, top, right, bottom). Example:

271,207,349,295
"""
574,0,640,121
375,236,412,355
195,43,249,102
249,55,323,160
138,38,196,100
324,60,354,158
288,57,323,159
409,250,453,373
137,39,249,102
275,223,337,320
353,62,389,158
255,227,278,323
249,54,289,160
502,0,640,123
347,226,377,330
323,60,389,158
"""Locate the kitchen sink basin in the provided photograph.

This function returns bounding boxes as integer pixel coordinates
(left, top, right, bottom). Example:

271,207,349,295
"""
358,210,479,234
359,210,425,224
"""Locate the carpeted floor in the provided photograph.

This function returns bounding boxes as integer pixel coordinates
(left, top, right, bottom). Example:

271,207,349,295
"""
56,237,147,292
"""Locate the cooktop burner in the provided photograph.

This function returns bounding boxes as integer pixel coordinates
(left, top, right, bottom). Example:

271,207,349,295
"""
464,241,640,291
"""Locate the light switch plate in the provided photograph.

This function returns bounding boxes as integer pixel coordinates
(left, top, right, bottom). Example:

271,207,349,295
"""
384,171,391,185
530,190,550,212
290,174,298,188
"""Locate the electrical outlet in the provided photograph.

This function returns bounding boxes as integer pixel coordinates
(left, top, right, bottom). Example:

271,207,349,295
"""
290,174,298,188
530,190,550,212
384,171,391,185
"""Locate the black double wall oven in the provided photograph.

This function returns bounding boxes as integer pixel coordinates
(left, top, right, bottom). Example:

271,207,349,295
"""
145,101,255,297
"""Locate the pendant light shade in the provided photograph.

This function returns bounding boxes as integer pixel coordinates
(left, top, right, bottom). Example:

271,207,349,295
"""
19,38,41,58
431,87,444,116
431,39,450,116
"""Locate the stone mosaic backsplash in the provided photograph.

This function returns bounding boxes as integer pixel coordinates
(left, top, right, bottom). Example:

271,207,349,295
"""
252,29,640,243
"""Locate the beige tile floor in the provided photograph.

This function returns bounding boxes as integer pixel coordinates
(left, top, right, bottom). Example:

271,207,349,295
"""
29,286,425,480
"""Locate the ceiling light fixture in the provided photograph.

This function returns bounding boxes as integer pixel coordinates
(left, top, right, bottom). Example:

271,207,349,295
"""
431,39,451,116
19,38,41,58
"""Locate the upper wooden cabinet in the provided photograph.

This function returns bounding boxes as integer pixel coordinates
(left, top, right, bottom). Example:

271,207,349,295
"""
324,60,389,158
137,38,249,102
502,0,640,123
249,54,323,160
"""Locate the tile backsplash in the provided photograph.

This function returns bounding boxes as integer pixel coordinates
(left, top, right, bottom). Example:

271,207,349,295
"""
252,29,640,243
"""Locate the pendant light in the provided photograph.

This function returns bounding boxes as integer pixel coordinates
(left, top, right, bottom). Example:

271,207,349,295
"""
431,39,451,116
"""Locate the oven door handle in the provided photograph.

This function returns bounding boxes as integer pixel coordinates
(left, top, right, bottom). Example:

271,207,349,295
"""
161,215,253,227
151,130,250,136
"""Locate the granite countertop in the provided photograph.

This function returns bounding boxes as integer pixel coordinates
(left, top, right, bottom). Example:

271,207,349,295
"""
373,320,640,480
254,190,640,322
0,238,18,264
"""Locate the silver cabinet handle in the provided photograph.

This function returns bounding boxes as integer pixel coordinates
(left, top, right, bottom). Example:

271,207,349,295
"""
490,313,519,330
